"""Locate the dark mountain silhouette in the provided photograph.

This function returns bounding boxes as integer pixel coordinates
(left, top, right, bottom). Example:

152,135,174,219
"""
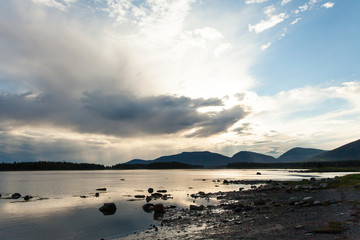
124,159,150,164
152,151,231,167
231,151,277,163
124,151,231,167
277,147,326,162
308,139,360,162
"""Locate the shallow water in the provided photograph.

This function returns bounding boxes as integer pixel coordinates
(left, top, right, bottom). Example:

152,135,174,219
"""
0,169,355,240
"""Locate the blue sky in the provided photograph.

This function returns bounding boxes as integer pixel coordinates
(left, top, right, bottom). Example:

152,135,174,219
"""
0,0,359,164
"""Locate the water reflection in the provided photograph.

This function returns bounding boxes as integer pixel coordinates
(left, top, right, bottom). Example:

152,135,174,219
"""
0,169,357,240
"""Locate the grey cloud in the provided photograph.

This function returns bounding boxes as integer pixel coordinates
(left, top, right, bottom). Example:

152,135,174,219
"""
0,91,247,137
187,106,248,137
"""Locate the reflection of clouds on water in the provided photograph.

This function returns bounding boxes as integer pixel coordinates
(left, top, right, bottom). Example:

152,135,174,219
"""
0,170,356,239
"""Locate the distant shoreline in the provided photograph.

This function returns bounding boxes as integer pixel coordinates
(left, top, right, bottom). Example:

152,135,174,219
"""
1,160,360,172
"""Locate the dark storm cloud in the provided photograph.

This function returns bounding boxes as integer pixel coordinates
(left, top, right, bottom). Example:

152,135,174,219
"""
0,91,247,137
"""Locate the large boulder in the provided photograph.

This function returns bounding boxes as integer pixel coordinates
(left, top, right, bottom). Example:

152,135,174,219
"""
99,203,117,215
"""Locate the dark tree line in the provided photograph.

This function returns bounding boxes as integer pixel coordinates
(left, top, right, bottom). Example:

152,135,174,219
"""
112,161,203,169
0,161,106,171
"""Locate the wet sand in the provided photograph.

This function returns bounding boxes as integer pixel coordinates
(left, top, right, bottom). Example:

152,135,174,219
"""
117,178,360,240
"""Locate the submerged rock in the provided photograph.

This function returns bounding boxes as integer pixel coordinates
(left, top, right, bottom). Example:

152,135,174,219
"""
143,203,154,213
11,193,21,199
134,195,146,199
157,190,167,193
23,195,33,201
99,203,117,215
151,193,163,199
96,188,107,191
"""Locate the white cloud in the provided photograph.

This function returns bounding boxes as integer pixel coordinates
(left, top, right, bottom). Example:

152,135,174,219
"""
263,5,276,16
281,0,292,5
299,3,308,12
291,17,301,25
245,0,268,4
231,82,360,155
261,42,271,50
32,0,67,11
249,13,288,33
322,2,335,8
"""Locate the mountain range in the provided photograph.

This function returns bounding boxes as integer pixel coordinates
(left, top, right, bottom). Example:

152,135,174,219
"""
124,139,360,167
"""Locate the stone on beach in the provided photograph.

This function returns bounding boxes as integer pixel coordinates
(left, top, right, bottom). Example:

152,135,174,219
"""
190,205,205,211
254,198,265,206
288,197,299,205
148,188,154,193
303,197,314,205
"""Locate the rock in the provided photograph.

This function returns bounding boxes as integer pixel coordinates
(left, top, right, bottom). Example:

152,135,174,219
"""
303,197,314,205
190,205,205,211
295,225,304,229
157,190,167,193
310,177,316,182
154,203,165,214
256,172,261,175
151,193,163,199
288,197,299,205
239,188,244,191
134,195,146,198
11,193,21,199
96,188,107,191
95,193,100,197
146,196,152,202
148,188,154,193
142,203,154,213
80,195,87,198
320,183,328,188
99,203,117,215
313,200,322,205
23,195,32,201
153,212,164,221
223,180,229,184
254,198,265,206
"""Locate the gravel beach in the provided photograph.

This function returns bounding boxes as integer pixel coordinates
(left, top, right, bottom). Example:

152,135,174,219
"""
117,177,360,240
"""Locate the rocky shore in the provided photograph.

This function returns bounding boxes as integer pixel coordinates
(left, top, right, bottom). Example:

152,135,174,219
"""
118,176,360,240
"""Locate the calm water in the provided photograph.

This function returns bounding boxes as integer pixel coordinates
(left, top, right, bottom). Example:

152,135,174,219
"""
0,169,355,240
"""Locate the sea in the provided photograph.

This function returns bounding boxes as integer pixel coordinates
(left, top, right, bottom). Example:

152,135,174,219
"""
0,169,355,240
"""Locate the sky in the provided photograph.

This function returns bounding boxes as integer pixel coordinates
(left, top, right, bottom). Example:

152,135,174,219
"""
0,0,359,165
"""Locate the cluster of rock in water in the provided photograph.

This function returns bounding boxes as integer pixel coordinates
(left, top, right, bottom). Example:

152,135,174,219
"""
0,192,34,201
